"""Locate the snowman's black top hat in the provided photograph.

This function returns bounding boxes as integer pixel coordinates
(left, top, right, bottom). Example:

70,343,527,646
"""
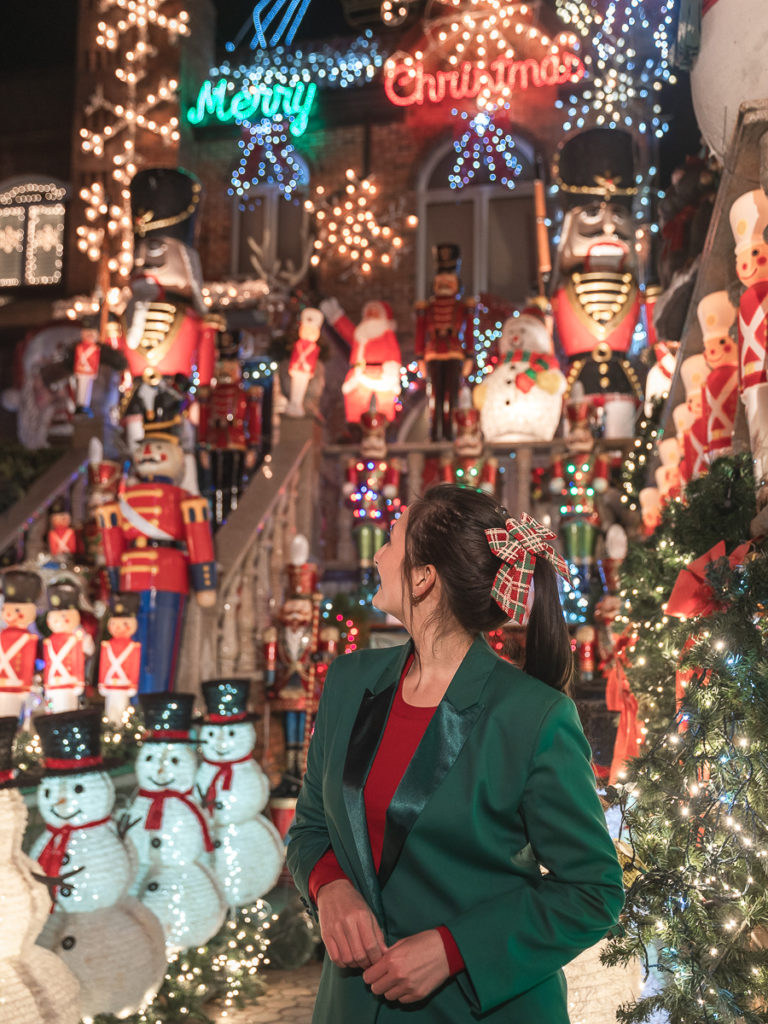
35,710,104,775
0,716,19,788
140,692,197,742
199,678,259,724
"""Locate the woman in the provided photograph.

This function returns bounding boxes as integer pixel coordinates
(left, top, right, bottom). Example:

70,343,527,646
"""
286,484,624,1022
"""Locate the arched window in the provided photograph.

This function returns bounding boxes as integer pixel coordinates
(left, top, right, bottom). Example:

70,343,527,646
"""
0,178,68,288
232,156,311,283
416,134,539,302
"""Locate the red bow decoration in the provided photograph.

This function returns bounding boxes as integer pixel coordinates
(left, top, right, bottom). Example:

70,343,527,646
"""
666,540,751,620
485,513,570,624
138,788,214,852
604,632,644,784
201,753,254,814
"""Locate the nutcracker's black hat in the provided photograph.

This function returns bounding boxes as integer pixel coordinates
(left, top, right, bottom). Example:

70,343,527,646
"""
35,709,104,775
0,716,19,788
555,127,637,210
109,592,140,619
130,167,203,246
47,580,81,612
199,678,260,724
141,390,184,446
433,242,461,276
2,569,42,604
140,692,198,743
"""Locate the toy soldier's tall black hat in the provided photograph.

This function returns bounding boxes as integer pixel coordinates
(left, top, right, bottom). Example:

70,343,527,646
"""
200,678,259,723
141,390,184,446
35,710,104,775
140,692,197,742
0,716,18,788
217,333,240,360
433,242,461,276
554,127,637,210
130,167,203,246
2,569,42,604
47,580,81,611
109,592,141,618
49,497,71,518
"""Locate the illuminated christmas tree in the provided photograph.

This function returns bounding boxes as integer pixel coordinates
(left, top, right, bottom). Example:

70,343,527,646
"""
602,454,768,1023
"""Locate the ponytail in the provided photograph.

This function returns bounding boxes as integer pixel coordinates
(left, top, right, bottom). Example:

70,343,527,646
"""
524,558,574,694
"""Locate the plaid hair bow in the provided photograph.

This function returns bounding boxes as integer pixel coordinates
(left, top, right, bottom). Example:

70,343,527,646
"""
485,513,570,623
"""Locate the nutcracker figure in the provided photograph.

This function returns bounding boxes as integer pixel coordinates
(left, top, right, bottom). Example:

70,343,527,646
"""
697,291,739,461
679,354,710,482
197,335,262,526
440,395,498,496
43,581,88,714
549,399,609,599
414,243,476,441
95,407,217,694
0,570,41,718
342,400,402,586
286,307,324,418
552,129,644,410
264,536,338,797
320,297,402,424
98,592,141,725
47,498,78,564
729,188,768,499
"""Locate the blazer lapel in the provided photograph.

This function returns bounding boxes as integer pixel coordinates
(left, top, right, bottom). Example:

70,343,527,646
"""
377,635,497,889
341,641,412,920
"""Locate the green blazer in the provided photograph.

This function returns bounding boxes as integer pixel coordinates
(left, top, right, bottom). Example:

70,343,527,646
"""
287,634,624,1022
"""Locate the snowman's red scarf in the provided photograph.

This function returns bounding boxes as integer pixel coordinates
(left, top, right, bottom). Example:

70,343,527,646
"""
38,816,112,904
201,753,254,813
137,787,214,851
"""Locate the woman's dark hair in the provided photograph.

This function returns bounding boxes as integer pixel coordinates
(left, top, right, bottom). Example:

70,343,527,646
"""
403,484,573,693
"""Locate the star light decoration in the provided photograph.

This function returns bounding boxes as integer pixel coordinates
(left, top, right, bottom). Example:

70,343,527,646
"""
305,169,418,280
76,0,189,284
554,0,677,138
231,116,304,202
450,110,523,190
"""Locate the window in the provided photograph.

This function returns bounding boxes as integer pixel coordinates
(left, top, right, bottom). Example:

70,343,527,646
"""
0,178,68,288
232,158,311,285
416,136,539,303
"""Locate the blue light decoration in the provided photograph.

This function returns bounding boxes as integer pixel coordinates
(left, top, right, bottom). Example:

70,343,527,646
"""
231,115,304,201
450,111,523,192
250,0,313,49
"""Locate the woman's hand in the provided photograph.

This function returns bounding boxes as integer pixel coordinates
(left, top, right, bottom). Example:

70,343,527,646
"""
316,878,387,970
362,928,450,1003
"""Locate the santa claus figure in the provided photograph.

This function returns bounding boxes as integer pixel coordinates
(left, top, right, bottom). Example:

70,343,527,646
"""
98,592,141,725
729,188,768,499
321,297,402,424
0,570,41,718
697,291,739,462
286,307,324,418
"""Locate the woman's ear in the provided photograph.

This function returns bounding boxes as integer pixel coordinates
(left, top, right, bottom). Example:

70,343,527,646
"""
410,563,437,601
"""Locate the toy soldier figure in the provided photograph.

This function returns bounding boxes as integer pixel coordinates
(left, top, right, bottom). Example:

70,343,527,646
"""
98,592,141,725
43,580,88,714
552,129,644,409
440,396,498,496
414,243,476,441
197,335,262,526
286,307,324,418
0,570,41,717
96,402,217,694
342,400,401,587
264,536,338,797
697,291,739,461
47,498,78,563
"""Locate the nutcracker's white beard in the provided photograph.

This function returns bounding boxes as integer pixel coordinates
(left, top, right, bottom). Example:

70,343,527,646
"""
354,316,394,343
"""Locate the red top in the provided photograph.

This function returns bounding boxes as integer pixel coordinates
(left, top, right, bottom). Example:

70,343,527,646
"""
309,656,465,975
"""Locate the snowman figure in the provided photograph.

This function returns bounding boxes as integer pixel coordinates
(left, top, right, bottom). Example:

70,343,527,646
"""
125,692,227,952
0,715,81,1024
29,710,166,1019
475,309,566,442
196,678,285,907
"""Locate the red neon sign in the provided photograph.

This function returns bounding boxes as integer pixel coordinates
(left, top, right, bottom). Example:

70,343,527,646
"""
384,50,585,108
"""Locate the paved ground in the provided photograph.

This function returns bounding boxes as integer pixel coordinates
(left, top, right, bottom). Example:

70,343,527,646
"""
211,960,323,1023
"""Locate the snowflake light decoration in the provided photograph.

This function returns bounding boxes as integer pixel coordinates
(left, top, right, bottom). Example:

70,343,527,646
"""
450,111,523,190
231,117,304,202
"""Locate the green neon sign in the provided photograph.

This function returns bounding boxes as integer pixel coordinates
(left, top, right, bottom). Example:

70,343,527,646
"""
186,77,317,137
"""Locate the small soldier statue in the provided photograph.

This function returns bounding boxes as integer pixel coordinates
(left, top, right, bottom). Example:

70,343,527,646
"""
43,581,90,714
98,592,141,725
342,400,402,587
286,307,324,418
697,291,739,462
264,536,338,796
440,393,498,496
47,498,78,564
96,402,217,694
679,354,709,483
197,335,262,526
0,570,41,718
414,243,476,441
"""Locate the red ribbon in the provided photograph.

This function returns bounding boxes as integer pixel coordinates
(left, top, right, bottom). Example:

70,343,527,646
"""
666,540,751,619
45,755,103,771
37,815,112,906
137,788,214,852
201,753,253,812
0,769,14,784
146,730,190,741
207,712,248,723
604,632,644,784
